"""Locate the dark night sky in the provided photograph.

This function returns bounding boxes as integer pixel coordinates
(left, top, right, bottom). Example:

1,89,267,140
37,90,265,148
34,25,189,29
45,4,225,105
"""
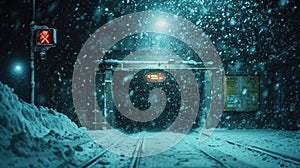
0,0,101,105
0,0,299,115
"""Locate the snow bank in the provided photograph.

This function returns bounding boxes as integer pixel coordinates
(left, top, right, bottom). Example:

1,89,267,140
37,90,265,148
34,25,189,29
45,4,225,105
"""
0,82,88,167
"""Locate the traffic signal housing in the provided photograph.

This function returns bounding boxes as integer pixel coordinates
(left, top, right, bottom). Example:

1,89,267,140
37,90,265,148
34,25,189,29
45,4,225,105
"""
36,29,56,46
32,25,57,51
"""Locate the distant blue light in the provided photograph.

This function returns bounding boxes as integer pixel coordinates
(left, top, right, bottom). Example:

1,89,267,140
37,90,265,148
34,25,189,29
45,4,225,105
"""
15,66,21,71
14,64,23,74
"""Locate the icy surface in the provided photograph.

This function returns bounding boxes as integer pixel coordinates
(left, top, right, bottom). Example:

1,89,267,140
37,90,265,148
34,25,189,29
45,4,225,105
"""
85,129,300,167
198,129,300,168
208,129,300,160
0,82,89,167
0,79,299,168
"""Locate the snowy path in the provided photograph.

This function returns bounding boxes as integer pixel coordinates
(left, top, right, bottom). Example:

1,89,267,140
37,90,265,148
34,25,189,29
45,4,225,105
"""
199,129,300,168
1,83,299,167
73,129,300,168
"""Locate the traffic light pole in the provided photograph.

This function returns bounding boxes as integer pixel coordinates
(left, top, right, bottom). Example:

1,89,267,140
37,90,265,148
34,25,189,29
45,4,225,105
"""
30,35,35,105
30,0,36,104
29,0,56,104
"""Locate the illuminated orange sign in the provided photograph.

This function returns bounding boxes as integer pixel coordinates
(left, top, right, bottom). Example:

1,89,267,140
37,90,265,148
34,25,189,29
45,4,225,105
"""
40,30,50,44
36,29,55,45
146,72,165,82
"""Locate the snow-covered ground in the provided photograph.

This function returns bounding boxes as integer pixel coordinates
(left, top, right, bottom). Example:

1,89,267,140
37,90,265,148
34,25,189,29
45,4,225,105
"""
0,82,91,167
192,129,300,168
84,129,300,167
1,81,299,167
204,129,300,161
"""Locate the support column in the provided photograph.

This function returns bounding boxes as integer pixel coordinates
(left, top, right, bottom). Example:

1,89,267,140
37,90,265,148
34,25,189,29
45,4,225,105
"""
104,70,114,127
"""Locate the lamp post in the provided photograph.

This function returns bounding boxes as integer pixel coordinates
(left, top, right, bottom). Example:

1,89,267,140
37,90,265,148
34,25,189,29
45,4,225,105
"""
30,0,36,105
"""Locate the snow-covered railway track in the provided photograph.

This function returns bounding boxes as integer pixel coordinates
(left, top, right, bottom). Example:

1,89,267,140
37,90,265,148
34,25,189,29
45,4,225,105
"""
77,133,145,168
137,134,238,168
200,132,300,167
129,134,145,168
77,149,109,168
192,147,232,168
182,138,255,168
74,131,300,167
77,137,128,168
225,140,300,166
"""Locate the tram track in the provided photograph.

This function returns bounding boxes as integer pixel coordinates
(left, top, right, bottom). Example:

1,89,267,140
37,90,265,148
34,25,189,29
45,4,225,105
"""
75,131,299,168
225,139,300,166
77,137,128,168
202,132,300,167
78,133,145,168
182,138,254,168
133,133,231,168
129,133,145,168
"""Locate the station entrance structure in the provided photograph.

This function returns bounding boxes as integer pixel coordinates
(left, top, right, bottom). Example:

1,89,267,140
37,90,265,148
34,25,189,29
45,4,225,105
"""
76,50,223,130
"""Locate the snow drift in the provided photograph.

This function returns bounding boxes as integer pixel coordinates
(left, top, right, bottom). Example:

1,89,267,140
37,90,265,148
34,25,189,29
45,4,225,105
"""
0,82,88,167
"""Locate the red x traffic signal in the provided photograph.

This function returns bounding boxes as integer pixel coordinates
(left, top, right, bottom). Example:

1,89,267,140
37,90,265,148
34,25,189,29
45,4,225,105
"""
35,28,57,46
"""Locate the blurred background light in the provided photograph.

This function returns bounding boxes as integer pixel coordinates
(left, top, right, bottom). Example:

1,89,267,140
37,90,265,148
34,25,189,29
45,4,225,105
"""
13,63,23,74
155,20,168,29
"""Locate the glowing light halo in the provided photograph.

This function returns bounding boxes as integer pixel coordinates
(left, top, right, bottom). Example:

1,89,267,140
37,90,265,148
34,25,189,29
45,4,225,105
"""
155,19,168,29
72,11,224,157
15,65,21,71
12,62,24,74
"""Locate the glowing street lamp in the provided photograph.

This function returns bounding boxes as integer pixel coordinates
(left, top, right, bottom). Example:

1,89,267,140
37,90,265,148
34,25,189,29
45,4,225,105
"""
12,62,24,74
15,65,21,71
